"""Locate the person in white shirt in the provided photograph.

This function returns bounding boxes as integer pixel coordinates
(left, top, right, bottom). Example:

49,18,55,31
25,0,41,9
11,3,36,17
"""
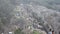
48,29,52,34
9,32,12,34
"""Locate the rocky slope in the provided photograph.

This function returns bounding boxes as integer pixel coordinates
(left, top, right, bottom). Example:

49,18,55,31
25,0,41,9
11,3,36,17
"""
0,0,60,34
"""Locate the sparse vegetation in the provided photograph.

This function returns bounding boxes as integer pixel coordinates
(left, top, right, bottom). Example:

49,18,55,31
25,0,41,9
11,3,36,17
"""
33,30,40,34
0,0,60,34
14,28,24,34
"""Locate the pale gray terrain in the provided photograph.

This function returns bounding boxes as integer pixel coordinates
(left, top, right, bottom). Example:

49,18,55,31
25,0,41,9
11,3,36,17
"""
0,0,60,34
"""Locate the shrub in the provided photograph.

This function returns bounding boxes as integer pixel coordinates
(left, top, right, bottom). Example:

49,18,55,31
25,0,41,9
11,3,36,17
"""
14,28,24,34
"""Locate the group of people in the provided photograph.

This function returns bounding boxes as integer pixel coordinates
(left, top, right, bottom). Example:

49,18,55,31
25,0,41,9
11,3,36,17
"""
48,29,54,34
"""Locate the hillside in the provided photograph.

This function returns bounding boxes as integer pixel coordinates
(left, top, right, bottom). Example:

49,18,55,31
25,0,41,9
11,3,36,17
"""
0,0,60,34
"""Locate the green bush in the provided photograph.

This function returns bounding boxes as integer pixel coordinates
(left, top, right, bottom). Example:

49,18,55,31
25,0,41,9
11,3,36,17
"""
33,30,40,34
14,28,24,34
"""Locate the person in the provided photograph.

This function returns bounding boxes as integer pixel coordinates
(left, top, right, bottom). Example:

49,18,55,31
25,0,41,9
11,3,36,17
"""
48,29,52,34
59,31,60,34
52,30,54,34
9,32,12,34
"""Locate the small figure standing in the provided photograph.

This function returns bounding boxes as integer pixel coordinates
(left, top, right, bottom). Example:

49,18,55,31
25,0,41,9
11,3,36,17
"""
52,30,54,34
48,29,52,34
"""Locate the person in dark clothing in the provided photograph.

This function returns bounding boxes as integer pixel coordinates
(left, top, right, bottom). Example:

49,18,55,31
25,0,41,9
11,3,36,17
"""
52,30,54,34
59,31,60,34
